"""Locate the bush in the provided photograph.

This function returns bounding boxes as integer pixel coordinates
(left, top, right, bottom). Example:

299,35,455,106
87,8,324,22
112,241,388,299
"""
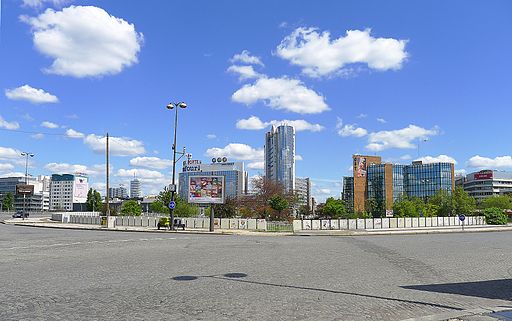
483,207,508,225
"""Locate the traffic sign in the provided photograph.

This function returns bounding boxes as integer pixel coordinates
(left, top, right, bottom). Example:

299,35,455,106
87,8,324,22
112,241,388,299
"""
459,214,466,222
168,201,176,210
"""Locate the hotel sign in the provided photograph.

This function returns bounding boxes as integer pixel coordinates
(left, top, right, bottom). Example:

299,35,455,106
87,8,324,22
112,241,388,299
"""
182,160,202,172
474,171,493,180
16,184,34,196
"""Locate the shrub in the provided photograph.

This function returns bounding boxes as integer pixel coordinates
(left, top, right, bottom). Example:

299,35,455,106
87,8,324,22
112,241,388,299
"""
483,207,508,225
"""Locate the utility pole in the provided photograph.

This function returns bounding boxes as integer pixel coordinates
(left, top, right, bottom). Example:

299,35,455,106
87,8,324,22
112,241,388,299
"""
106,133,110,220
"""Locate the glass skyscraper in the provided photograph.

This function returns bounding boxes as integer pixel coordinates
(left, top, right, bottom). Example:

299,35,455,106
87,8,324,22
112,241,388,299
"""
265,125,295,192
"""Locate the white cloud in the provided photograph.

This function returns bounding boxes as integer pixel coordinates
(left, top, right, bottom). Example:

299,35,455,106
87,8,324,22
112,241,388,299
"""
236,116,324,132
467,155,512,169
84,134,145,156
247,161,264,170
0,163,15,172
21,5,143,78
366,125,438,151
356,113,367,119
0,147,21,160
65,128,84,139
0,115,20,130
22,0,68,8
206,143,263,161
336,118,367,137
377,118,387,123
0,172,27,178
129,157,172,170
400,154,412,160
232,77,329,114
230,50,264,66
5,85,58,104
116,168,164,179
227,65,263,80
44,162,106,176
454,169,466,177
295,155,303,161
416,155,457,164
206,134,216,139
41,121,59,129
276,27,408,77
31,133,45,140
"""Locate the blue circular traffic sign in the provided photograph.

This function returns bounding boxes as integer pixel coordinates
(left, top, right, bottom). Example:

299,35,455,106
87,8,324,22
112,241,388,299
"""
459,214,466,222
168,201,176,210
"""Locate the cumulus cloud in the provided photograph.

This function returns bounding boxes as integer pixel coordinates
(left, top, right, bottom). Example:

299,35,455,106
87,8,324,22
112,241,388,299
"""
5,85,58,104
467,155,512,169
21,5,143,78
65,128,84,139
336,118,367,137
454,169,466,177
232,77,329,114
366,125,438,151
416,155,457,164
236,116,324,132
31,133,45,140
44,162,106,176
41,121,59,129
377,118,387,123
247,161,264,170
0,172,27,178
0,115,20,130
22,0,68,8
84,134,145,156
230,50,264,66
206,143,263,161
227,65,263,80
0,163,15,172
129,157,172,170
276,27,408,77
206,134,216,139
295,155,303,161
117,168,164,179
0,147,21,160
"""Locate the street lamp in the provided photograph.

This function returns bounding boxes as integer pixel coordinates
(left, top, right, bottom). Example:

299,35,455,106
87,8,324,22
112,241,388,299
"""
20,152,34,219
166,101,187,230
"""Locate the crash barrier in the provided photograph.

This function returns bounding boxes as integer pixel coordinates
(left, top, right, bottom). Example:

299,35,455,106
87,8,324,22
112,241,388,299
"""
52,212,100,223
65,215,268,230
293,216,487,232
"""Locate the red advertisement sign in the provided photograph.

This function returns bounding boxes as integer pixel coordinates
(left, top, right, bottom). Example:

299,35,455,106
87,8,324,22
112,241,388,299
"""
474,171,493,180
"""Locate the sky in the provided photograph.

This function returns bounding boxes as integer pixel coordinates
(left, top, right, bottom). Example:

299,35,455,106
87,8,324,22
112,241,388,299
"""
1,0,512,201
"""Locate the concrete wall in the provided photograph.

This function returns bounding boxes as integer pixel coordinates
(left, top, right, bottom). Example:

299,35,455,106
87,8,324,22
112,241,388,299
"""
294,216,487,232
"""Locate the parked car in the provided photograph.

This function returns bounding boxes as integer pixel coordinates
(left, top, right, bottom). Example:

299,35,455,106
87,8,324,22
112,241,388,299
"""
12,211,29,218
157,218,185,230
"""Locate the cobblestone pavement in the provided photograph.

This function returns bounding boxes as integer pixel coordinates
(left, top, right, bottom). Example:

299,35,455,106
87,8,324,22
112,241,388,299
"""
0,224,511,320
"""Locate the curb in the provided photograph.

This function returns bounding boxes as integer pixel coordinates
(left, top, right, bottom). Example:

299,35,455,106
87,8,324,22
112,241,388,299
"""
400,306,512,321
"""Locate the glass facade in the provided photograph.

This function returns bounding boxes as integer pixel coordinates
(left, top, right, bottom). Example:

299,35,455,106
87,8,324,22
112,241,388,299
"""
405,163,453,199
265,125,295,192
367,165,386,201
342,176,354,211
392,165,406,201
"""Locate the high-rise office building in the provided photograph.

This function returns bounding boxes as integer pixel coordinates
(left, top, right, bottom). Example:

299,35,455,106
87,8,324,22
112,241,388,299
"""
265,124,295,192
50,174,88,211
109,185,128,199
295,177,311,210
0,175,50,211
130,178,141,199
461,170,512,202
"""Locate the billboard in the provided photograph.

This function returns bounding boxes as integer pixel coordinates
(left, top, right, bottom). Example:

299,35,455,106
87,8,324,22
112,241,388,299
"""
356,157,367,177
16,184,34,196
188,176,224,204
73,176,89,203
474,170,493,180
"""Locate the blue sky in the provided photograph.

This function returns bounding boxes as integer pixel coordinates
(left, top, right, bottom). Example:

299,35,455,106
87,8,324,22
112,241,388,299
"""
1,0,511,201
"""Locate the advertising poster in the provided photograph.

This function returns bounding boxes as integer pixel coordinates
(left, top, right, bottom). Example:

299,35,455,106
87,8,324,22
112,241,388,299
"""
357,157,367,177
188,176,224,204
73,177,89,203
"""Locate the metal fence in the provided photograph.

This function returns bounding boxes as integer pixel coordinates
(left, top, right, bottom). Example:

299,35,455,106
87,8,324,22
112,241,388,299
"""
266,221,293,232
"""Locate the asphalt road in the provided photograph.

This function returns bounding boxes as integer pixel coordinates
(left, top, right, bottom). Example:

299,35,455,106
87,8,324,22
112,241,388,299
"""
0,224,511,321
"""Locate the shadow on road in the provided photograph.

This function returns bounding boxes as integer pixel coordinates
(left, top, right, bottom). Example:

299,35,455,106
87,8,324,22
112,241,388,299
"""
402,279,512,301
172,272,462,311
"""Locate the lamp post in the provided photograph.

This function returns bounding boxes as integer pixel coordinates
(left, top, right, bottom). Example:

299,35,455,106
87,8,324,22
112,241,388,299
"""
166,101,187,230
21,152,34,219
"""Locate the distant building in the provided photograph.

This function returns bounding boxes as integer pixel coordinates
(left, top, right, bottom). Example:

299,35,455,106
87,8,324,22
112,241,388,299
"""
178,159,247,202
342,176,354,212
50,174,88,211
265,124,295,192
0,175,50,212
462,170,512,202
109,185,128,199
130,178,141,199
295,177,311,210
348,155,455,214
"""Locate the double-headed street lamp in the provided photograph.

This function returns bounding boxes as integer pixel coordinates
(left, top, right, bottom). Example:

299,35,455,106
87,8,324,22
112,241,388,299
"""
21,152,34,219
166,101,187,230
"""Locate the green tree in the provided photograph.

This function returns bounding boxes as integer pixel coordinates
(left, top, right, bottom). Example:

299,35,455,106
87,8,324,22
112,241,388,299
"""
428,189,453,216
2,192,14,211
365,198,386,218
297,205,311,218
452,187,476,215
480,196,512,210
483,207,508,225
150,201,167,214
120,200,142,216
154,186,199,217
393,197,418,217
320,197,347,219
86,188,103,212
268,194,289,220
212,197,238,218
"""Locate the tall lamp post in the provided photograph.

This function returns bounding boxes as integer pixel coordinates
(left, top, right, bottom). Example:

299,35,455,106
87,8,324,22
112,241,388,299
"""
166,101,187,230
21,152,34,219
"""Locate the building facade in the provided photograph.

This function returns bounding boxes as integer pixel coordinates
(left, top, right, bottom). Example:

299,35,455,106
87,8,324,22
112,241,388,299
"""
342,176,354,212
0,175,50,212
295,177,311,210
109,185,128,199
462,170,512,202
50,174,88,211
350,155,455,214
130,179,141,199
265,125,295,192
178,159,247,202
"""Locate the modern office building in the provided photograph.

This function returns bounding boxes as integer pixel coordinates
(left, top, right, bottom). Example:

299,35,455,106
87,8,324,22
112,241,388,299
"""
295,177,311,210
178,159,247,202
130,178,141,199
342,176,354,212
348,155,455,213
50,174,88,211
109,185,128,199
462,170,512,202
265,124,295,192
0,175,50,211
